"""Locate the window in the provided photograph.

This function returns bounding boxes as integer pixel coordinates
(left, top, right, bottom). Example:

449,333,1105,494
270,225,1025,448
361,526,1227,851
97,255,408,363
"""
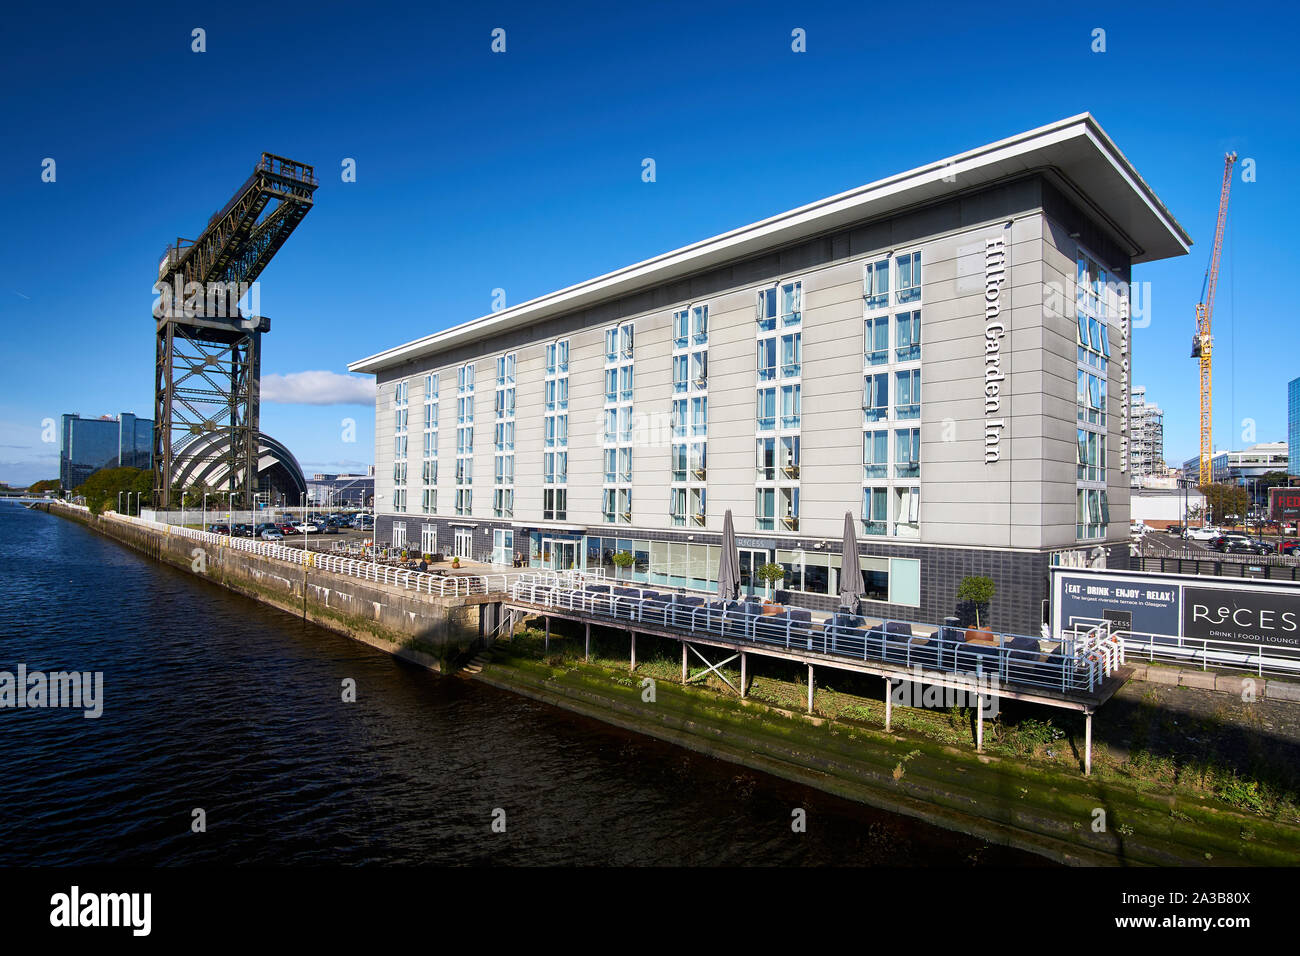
456,362,475,517
865,315,889,366
604,322,635,523
780,385,800,429
895,311,920,362
757,338,777,381
674,354,690,392
894,428,920,478
692,305,708,343
756,438,775,481
895,370,920,419
893,486,920,538
756,388,776,431
864,258,889,310
673,309,689,349
896,251,920,304
864,373,888,422
755,488,775,531
780,333,801,378
863,430,888,479
863,488,888,535
544,488,567,522
780,282,801,326
392,521,407,549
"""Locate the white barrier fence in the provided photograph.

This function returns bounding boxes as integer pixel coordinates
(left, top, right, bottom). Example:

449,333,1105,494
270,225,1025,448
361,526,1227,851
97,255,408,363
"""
104,510,553,598
1068,616,1300,678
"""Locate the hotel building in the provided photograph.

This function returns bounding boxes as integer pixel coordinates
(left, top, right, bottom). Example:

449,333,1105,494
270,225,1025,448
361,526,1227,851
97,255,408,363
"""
350,115,1189,635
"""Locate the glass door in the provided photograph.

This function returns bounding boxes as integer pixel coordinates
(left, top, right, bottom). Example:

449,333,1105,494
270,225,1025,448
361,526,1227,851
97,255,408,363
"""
454,528,473,560
549,540,578,571
492,529,513,566
738,549,770,597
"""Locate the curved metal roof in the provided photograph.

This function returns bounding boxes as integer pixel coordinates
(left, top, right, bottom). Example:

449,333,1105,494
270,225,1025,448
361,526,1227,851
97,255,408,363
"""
171,431,306,496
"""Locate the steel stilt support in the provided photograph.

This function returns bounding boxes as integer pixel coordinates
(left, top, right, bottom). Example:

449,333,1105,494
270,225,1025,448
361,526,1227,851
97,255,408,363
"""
740,652,747,698
884,679,893,732
681,643,688,683
976,695,984,752
544,616,550,653
1085,711,1093,776
807,664,814,714
584,621,590,661
630,632,636,672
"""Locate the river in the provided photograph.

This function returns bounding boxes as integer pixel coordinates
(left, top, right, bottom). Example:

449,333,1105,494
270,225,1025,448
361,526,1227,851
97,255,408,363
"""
0,502,1043,865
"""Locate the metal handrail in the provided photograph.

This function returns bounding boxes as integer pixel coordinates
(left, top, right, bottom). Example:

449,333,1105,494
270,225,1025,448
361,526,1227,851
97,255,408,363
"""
507,577,1119,693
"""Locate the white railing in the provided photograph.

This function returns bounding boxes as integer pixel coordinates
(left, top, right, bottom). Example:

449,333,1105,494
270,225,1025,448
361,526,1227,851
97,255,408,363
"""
104,511,526,598
1068,615,1300,678
508,576,1120,694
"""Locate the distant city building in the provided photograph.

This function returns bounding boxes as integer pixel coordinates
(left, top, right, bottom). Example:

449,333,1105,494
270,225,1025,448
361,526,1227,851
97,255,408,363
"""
306,473,374,508
1128,386,1164,484
1289,376,1299,478
60,412,154,490
1183,441,1288,503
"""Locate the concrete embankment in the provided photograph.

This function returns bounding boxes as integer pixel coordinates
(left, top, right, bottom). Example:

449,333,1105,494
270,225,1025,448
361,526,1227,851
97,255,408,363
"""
42,502,488,672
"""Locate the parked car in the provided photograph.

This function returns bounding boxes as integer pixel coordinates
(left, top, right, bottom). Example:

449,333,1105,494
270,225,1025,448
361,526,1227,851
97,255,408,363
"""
1166,524,1185,536
1210,532,1252,552
1130,522,1149,537
1278,539,1300,556
276,523,297,535
1184,526,1221,542
293,521,321,533
1223,538,1271,556
260,529,284,540
207,524,229,535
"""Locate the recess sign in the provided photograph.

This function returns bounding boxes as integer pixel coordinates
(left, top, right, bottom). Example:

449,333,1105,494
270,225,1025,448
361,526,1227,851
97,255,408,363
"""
1051,568,1300,650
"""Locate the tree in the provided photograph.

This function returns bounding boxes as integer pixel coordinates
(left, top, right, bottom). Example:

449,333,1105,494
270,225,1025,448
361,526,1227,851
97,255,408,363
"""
1199,482,1248,525
74,467,153,515
956,575,997,629
27,479,60,495
757,562,784,596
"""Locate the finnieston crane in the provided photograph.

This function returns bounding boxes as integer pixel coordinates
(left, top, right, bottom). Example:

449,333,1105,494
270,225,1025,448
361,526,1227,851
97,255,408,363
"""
153,154,317,509
1189,151,1237,487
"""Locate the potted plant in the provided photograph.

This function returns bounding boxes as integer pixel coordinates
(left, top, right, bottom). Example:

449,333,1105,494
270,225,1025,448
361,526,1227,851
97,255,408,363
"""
757,562,784,601
956,575,996,639
611,550,635,580
451,555,461,569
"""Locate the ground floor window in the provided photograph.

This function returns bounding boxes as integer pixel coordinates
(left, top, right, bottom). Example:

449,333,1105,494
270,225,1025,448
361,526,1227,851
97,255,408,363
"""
420,523,436,556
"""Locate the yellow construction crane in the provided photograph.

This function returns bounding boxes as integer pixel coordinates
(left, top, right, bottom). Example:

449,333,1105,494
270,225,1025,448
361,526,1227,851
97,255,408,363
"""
1190,151,1237,486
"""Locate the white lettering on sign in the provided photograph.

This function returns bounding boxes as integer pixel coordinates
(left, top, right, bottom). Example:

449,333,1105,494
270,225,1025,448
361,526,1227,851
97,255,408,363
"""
984,235,1007,464
1117,287,1130,473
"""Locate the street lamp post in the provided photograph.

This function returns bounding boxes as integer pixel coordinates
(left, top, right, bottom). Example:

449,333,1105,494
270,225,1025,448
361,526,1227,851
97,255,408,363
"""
118,491,124,514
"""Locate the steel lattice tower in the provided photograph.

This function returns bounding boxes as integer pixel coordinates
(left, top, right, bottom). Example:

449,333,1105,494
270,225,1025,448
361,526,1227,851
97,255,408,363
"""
153,153,317,509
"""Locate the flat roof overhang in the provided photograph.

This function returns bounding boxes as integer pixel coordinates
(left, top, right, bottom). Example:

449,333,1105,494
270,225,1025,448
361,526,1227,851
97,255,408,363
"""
350,113,1190,376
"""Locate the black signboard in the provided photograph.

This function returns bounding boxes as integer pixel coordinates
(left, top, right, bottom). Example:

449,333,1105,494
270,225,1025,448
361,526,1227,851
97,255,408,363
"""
1270,487,1300,522
1182,585,1300,649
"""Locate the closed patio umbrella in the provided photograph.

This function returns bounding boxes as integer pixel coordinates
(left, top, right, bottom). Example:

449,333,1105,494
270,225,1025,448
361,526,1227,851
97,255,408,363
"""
838,511,863,612
716,509,741,602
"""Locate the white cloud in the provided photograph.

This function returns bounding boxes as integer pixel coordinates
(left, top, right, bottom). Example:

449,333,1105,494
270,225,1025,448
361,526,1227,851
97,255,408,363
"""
261,371,374,406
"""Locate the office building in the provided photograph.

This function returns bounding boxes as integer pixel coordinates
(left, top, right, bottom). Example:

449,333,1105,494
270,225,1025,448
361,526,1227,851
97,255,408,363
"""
60,412,154,490
1289,376,1299,478
350,115,1190,634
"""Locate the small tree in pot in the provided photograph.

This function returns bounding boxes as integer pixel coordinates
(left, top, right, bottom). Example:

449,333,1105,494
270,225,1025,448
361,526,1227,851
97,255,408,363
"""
757,562,784,600
612,550,635,580
956,575,996,629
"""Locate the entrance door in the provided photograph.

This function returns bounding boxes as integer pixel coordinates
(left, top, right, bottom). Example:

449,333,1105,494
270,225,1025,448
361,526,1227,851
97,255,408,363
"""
454,528,474,560
738,549,769,597
548,539,578,571
492,529,514,566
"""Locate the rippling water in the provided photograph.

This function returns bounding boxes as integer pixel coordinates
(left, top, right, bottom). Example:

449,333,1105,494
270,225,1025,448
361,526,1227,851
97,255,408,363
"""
0,503,1042,865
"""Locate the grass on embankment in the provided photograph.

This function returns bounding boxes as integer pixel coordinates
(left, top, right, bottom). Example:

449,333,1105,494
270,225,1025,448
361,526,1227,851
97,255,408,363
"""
480,621,1300,866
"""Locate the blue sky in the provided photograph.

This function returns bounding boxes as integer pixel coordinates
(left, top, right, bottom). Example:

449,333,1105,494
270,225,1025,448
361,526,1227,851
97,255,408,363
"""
1,0,1296,485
